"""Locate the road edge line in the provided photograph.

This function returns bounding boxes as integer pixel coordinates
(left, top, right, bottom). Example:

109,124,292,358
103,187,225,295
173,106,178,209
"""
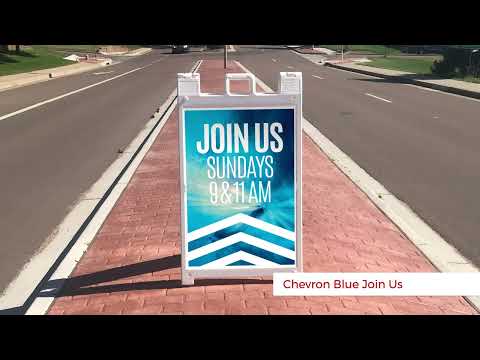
0,62,109,94
234,60,480,313
0,60,202,314
0,60,162,122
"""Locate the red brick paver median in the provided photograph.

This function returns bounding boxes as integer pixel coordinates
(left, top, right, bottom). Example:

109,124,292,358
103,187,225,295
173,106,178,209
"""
47,60,477,315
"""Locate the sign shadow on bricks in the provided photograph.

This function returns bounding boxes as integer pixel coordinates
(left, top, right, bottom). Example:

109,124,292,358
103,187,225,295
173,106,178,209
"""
36,255,272,298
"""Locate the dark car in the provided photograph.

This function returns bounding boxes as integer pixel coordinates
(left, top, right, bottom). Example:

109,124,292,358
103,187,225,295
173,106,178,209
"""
172,45,189,54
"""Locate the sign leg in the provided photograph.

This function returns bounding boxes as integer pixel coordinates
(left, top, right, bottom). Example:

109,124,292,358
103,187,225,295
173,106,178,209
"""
182,271,195,286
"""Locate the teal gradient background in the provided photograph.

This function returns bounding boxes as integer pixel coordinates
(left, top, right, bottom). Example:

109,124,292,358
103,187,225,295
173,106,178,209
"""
183,108,296,234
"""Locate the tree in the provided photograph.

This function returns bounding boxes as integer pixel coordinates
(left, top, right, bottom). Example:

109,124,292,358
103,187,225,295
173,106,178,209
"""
431,46,472,77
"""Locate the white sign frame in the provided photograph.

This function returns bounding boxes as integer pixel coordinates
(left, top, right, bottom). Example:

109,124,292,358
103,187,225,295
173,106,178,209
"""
177,72,303,285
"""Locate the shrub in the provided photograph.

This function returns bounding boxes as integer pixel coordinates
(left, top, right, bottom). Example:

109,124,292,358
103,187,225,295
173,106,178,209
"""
431,47,471,77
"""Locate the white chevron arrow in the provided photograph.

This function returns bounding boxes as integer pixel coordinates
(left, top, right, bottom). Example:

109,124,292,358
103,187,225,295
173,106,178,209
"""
199,251,279,268
187,213,295,242
187,232,296,261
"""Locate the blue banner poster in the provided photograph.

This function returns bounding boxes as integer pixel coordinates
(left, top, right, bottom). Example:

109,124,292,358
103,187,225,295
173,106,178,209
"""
182,108,297,269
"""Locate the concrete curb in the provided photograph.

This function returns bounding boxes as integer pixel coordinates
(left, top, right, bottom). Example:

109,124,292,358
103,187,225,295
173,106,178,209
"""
325,62,480,100
286,46,328,56
99,48,152,57
0,74,49,92
25,95,179,315
235,60,480,313
302,118,480,313
0,62,109,93
98,50,128,56
49,61,111,78
123,48,153,57
17,60,202,315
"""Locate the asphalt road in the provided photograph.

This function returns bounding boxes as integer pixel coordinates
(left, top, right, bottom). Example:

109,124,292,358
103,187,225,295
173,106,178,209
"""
2,45,480,299
0,49,206,293
232,46,480,268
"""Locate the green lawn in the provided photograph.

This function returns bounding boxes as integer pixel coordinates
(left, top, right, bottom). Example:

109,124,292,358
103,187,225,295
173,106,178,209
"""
0,46,74,76
361,56,440,74
457,75,480,84
45,45,143,53
42,45,102,54
318,45,401,55
0,45,146,76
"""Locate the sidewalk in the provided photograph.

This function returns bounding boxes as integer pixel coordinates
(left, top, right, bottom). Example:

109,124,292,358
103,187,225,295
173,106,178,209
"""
98,47,152,57
325,62,480,100
289,46,330,55
45,59,477,315
0,59,111,92
123,48,153,57
288,47,369,67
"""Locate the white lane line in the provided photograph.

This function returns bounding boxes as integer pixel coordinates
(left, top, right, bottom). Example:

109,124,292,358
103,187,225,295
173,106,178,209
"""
287,66,294,69
0,61,160,122
272,58,277,62
92,71,114,75
365,93,392,103
312,75,324,79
